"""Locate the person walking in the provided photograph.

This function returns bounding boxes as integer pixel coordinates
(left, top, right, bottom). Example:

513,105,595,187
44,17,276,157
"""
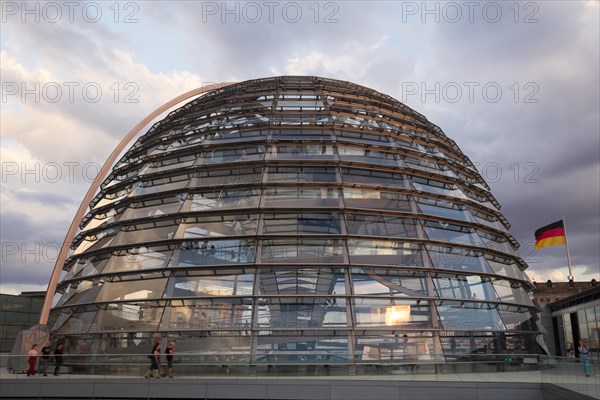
144,341,161,379
26,344,38,377
164,342,175,378
578,340,592,377
39,341,51,376
53,343,64,376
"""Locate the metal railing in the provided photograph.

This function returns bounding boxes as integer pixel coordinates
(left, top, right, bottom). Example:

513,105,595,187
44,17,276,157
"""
1,353,597,398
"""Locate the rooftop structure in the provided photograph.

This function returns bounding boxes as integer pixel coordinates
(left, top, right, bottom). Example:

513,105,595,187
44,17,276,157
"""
46,76,544,363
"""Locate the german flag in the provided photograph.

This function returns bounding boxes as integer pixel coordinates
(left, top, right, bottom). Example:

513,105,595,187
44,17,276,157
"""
534,220,566,250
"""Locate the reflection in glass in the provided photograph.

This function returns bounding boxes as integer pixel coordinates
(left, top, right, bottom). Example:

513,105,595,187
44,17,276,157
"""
436,300,505,331
261,239,343,263
353,298,431,328
348,240,422,266
434,273,499,301
177,239,256,265
352,268,427,296
262,213,341,235
346,214,417,238
343,189,410,211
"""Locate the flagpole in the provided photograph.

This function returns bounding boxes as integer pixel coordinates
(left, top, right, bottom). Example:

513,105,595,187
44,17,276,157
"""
562,216,574,281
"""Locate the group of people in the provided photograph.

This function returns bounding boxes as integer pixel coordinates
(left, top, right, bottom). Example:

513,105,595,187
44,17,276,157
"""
144,340,175,379
26,341,64,377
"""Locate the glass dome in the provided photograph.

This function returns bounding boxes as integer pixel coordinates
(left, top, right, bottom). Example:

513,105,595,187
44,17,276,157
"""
50,76,543,363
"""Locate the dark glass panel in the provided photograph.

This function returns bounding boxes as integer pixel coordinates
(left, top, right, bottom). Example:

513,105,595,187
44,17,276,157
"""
266,166,337,183
340,167,406,189
189,167,262,187
260,239,343,264
262,213,342,235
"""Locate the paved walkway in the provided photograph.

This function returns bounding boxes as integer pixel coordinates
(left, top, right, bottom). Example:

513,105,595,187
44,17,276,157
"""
1,368,598,399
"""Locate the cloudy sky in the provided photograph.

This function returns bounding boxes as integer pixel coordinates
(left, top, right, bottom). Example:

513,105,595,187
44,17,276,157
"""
1,1,598,294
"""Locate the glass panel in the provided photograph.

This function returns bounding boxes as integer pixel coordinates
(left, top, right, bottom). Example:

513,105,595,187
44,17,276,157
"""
254,332,349,363
353,298,432,329
97,278,168,302
486,258,528,280
433,274,499,302
338,145,399,167
121,195,186,221
80,207,121,232
189,167,262,187
343,189,410,211
435,300,505,331
266,166,337,183
271,128,332,141
260,239,343,264
182,189,260,211
345,214,418,238
171,272,254,297
102,248,172,274
258,268,346,296
410,176,467,199
207,129,267,144
427,245,494,274
263,188,339,208
176,214,258,238
347,240,423,266
416,197,476,223
336,130,394,148
469,207,506,231
165,298,251,331
357,333,435,362
498,309,536,331
422,220,484,246
56,311,97,334
256,297,347,329
140,154,195,175
262,213,342,235
204,145,264,164
176,239,256,265
492,279,534,307
113,224,177,246
351,268,428,296
267,144,335,160
478,231,517,256
73,229,118,256
340,167,406,189
57,280,103,307
129,177,190,197
96,302,164,331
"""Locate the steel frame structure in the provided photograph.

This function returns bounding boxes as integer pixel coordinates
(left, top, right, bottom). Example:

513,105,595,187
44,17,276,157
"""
46,76,543,363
